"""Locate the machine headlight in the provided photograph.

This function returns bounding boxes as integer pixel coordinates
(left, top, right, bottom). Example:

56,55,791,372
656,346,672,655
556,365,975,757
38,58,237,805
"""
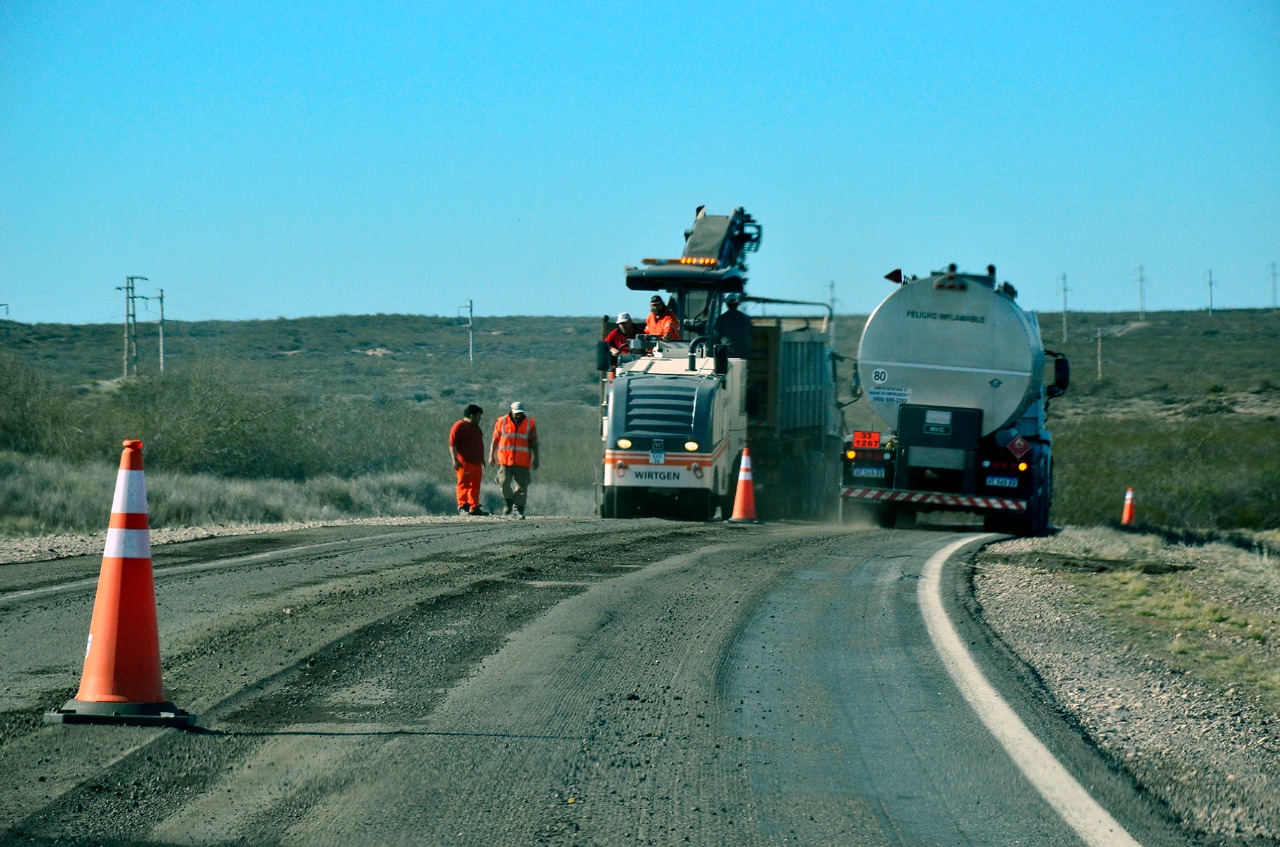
684,441,699,451
617,438,633,449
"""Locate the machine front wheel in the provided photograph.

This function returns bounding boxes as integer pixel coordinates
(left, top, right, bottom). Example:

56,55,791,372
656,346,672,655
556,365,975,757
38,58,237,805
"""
601,487,635,520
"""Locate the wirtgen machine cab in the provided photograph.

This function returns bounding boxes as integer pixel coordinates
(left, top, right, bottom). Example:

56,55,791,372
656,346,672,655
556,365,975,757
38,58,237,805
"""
600,206,843,522
624,206,761,341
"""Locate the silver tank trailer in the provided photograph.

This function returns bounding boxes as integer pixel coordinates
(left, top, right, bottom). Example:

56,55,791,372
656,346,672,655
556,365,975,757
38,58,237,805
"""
858,268,1044,436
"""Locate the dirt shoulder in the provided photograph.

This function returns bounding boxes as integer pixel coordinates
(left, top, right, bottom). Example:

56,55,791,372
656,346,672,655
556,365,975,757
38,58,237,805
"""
0,515,448,566
975,526,1280,846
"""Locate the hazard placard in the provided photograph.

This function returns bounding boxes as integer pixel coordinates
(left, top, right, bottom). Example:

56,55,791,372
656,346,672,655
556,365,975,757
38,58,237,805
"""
852,431,881,449
1007,436,1030,459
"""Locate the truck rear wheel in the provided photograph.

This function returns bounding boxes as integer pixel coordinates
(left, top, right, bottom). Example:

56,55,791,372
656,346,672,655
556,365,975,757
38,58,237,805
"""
986,495,1049,536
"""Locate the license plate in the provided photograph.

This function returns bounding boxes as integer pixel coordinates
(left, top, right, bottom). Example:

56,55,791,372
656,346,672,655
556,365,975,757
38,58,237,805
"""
986,476,1018,489
649,439,665,465
853,467,885,479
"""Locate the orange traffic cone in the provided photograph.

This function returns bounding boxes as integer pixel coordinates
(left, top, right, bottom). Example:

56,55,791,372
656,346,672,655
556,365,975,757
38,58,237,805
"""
1120,487,1135,526
727,447,759,523
45,440,195,728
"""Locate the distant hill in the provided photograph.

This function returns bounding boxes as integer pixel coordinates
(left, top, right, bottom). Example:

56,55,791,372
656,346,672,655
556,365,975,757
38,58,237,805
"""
5,308,1277,410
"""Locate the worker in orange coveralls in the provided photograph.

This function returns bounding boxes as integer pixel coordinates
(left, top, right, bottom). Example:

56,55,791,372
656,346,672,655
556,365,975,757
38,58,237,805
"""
449,404,489,516
645,294,681,341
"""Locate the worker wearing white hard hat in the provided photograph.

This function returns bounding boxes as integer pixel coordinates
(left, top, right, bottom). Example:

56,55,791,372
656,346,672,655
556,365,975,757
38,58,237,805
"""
490,402,539,518
604,312,638,357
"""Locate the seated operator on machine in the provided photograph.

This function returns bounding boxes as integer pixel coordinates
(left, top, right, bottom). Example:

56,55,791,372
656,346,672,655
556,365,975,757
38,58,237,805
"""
645,294,681,341
604,312,639,357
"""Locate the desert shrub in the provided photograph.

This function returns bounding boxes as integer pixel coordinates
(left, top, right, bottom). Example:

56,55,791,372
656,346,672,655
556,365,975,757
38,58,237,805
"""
1053,417,1280,530
104,365,315,479
0,354,82,456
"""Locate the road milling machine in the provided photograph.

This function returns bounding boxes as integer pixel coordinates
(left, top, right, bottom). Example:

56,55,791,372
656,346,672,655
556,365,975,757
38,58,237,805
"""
596,207,843,521
840,265,1070,536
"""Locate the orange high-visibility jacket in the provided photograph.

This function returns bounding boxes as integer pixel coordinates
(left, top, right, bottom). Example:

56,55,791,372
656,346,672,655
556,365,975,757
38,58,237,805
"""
493,415,538,467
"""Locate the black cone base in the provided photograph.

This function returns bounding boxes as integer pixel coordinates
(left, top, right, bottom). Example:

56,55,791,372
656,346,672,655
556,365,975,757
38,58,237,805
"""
45,698,196,728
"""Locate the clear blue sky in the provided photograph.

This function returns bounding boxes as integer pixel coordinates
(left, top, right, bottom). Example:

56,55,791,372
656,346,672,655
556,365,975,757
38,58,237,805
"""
2,2,1277,325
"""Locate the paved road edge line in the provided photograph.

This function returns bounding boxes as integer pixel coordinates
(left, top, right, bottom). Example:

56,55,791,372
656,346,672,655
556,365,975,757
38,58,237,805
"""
919,534,1144,847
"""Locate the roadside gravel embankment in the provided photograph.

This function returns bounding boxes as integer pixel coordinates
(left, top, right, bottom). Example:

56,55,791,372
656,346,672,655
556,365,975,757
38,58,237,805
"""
976,528,1280,846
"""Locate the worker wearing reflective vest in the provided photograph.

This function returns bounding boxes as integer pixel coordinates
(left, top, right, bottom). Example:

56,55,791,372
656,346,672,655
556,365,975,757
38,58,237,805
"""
489,401,539,518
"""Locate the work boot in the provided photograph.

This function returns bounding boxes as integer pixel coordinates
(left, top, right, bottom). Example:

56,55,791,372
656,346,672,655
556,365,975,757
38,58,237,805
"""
515,505,526,520
502,501,514,516
457,506,470,516
469,506,490,517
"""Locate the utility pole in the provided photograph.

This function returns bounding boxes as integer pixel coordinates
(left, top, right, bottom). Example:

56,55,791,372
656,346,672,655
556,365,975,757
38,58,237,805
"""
1136,265,1146,321
1096,328,1103,381
138,288,166,373
1060,274,1068,343
1207,270,1214,316
117,276,148,378
458,300,474,364
1271,262,1277,312
827,279,838,349
156,288,165,373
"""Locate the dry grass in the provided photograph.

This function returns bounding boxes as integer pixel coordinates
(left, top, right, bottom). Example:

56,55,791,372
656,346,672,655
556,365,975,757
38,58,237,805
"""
980,527,1280,704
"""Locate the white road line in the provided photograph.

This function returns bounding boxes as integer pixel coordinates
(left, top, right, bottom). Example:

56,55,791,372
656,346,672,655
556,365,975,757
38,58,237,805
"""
919,535,1143,847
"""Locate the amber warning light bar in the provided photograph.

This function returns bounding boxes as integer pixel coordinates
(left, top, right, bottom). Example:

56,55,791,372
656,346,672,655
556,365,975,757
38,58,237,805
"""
641,257,719,267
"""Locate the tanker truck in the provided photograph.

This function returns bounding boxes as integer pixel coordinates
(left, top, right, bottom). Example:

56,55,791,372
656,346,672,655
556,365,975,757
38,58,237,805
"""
840,264,1069,536
597,207,843,521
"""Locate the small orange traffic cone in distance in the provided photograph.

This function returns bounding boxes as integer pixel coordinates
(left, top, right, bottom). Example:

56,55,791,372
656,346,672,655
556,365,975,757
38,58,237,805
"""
1120,487,1135,526
45,440,195,728
728,447,759,523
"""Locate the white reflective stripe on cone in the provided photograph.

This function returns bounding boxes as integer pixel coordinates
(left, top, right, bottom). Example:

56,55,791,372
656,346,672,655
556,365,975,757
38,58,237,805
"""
104,528,152,559
111,470,149,514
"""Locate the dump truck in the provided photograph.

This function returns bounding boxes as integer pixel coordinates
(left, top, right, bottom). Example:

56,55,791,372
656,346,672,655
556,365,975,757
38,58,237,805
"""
596,207,843,521
840,264,1069,536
